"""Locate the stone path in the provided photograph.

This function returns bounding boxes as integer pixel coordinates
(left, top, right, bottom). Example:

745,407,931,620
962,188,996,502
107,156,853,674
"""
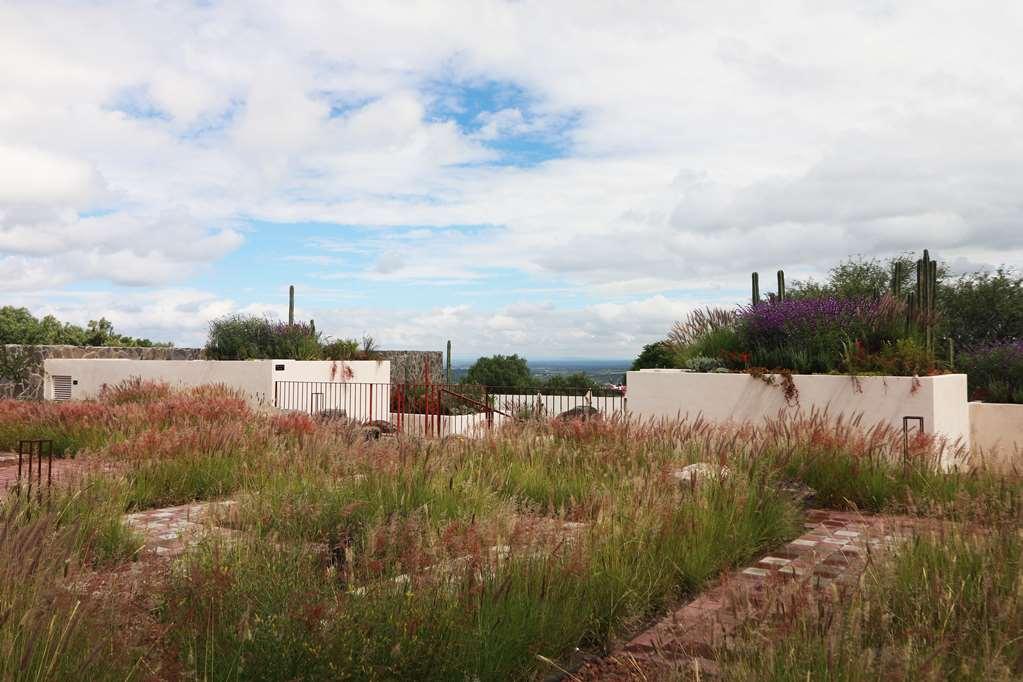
574,509,928,680
124,500,240,558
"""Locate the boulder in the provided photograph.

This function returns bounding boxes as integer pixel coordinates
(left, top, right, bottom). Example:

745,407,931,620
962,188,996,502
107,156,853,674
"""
315,408,350,423
557,405,600,421
363,419,399,435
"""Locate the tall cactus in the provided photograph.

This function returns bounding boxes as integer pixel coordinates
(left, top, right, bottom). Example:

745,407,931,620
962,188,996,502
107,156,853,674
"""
776,270,786,302
911,250,939,354
288,285,295,325
891,261,904,297
446,340,452,384
752,272,761,306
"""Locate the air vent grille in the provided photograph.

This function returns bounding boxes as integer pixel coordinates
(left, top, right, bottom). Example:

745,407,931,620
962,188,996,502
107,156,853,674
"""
52,375,73,401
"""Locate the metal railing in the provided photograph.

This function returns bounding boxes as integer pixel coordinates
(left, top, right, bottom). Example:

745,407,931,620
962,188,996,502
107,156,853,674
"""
273,381,626,437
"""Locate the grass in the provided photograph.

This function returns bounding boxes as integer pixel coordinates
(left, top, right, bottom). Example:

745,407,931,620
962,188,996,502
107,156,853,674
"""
0,381,1020,679
709,514,1022,680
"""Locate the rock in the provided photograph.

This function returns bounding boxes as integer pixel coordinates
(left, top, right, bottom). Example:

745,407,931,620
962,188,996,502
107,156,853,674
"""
672,462,731,484
557,405,600,421
359,426,382,441
362,419,399,435
315,408,350,423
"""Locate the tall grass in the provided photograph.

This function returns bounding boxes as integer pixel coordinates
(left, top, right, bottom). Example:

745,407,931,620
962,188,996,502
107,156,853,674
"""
161,462,799,680
712,516,1023,681
0,496,140,680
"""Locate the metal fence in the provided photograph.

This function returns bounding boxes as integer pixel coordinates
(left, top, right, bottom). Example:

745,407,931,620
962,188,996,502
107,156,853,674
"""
273,381,626,437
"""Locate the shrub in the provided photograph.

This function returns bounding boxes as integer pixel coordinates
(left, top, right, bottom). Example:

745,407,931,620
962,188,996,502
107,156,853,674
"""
959,340,1023,403
205,315,321,360
942,267,1023,347
631,341,678,370
734,295,915,374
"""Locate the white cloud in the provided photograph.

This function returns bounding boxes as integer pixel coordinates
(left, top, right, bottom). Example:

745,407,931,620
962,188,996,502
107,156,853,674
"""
1,1,1022,355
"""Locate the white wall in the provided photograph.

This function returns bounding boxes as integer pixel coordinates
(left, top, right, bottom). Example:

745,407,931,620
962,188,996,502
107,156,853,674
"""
270,360,391,420
969,402,1023,472
390,411,493,438
487,393,626,419
44,359,273,406
626,370,970,458
42,359,392,415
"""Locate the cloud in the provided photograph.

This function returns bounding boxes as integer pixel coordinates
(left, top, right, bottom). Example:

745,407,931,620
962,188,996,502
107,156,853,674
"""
2,1,1022,356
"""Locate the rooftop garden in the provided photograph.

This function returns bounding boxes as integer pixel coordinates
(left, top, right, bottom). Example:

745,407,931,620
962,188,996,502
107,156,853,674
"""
0,381,1019,679
633,251,1023,403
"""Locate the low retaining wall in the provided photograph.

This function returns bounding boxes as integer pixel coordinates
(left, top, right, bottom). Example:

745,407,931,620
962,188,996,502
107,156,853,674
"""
969,402,1023,473
1,344,203,400
626,370,970,463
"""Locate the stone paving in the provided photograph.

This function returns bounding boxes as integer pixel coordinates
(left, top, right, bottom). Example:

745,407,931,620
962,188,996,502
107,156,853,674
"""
574,509,928,680
124,500,240,558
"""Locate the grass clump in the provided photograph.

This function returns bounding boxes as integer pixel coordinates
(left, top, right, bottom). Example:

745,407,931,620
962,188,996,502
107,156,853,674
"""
714,516,1023,681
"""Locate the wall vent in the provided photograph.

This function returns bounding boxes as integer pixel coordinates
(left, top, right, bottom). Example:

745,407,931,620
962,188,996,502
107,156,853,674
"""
52,375,73,401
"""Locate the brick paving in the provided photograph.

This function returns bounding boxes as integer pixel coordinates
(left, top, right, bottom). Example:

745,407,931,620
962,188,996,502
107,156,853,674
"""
574,509,929,680
0,452,121,491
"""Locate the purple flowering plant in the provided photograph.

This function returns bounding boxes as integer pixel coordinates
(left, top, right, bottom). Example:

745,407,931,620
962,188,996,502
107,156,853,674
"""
732,295,910,373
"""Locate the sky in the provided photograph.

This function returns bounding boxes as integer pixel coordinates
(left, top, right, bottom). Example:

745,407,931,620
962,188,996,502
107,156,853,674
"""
2,1,1022,359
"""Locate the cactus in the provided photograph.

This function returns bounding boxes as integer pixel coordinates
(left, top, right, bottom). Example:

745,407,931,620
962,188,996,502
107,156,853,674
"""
752,272,761,306
892,261,904,297
446,340,452,384
288,285,295,325
909,250,939,354
776,270,786,302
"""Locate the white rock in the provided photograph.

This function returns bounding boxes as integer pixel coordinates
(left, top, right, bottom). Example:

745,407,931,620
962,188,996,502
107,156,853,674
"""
672,462,731,484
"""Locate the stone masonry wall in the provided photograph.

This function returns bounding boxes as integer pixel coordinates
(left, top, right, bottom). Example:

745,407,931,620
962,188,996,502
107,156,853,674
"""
378,350,445,384
0,345,204,400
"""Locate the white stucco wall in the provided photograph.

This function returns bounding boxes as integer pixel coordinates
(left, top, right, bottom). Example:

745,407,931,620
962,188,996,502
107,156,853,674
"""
42,358,392,414
969,402,1023,472
270,360,391,420
43,359,274,406
390,411,493,438
273,359,390,384
626,370,970,454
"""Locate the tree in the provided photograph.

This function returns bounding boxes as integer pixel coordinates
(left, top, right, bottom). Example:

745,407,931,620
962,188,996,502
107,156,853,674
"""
941,268,1023,347
0,306,159,346
631,341,676,370
788,254,945,300
462,354,532,389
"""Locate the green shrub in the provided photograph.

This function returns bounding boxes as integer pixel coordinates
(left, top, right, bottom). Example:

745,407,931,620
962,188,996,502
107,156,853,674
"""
205,315,321,360
959,341,1023,403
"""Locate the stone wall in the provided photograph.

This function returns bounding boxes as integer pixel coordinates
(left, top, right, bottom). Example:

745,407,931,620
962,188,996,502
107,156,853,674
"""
0,345,204,400
378,350,445,384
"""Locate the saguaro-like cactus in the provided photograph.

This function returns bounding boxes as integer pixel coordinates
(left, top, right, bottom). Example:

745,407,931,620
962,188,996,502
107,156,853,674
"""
288,285,295,325
446,340,452,384
912,250,939,354
891,261,904,297
776,270,786,302
752,272,761,306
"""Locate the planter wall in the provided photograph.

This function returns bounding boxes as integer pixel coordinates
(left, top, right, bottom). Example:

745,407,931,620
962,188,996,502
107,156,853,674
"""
626,369,970,461
969,402,1023,473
